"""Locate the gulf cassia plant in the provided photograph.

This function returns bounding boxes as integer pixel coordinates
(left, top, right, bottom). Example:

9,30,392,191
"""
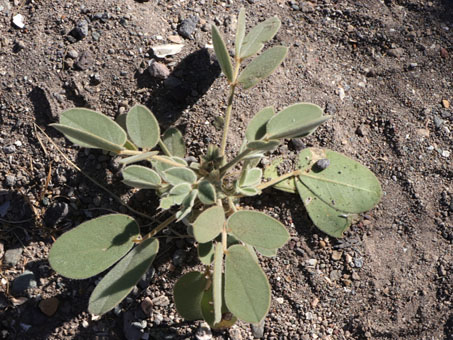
48,9,381,327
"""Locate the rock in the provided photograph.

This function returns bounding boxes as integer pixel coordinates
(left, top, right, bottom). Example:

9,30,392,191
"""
148,61,170,80
11,270,37,295
13,40,25,52
307,258,317,267
82,320,89,328
12,14,25,29
275,297,284,304
289,138,305,151
151,295,169,307
123,310,142,340
140,297,153,316
229,327,243,340
44,202,69,227
90,73,102,85
3,247,23,267
172,249,186,266
4,145,16,153
71,19,89,40
331,250,342,261
315,159,330,170
5,175,16,187
433,116,443,129
168,35,184,44
75,51,94,70
442,99,450,109
67,49,79,59
440,47,448,59
195,322,212,340
251,319,265,338
178,16,199,39
354,257,363,268
356,124,369,136
416,129,430,138
39,297,59,316
352,272,360,281
387,48,404,58
329,270,342,281
131,320,147,329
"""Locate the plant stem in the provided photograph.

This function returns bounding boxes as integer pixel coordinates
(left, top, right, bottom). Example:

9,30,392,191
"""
140,214,177,242
220,62,241,158
219,149,253,176
158,139,172,157
257,169,301,191
118,150,142,156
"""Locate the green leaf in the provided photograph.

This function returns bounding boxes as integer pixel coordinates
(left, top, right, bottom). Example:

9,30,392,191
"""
239,167,262,187
193,206,225,243
246,139,280,152
212,25,234,82
238,46,288,89
235,8,246,57
198,241,215,265
266,103,328,139
162,127,186,158
295,178,353,238
239,16,281,59
237,186,260,196
52,108,127,152
88,237,159,315
176,189,198,221
227,210,289,249
213,243,223,324
163,167,197,186
123,140,138,151
263,157,297,194
245,106,275,141
298,148,382,213
122,165,161,189
126,104,160,148
255,247,278,257
152,156,187,177
49,214,139,279
225,245,270,323
169,183,192,204
119,151,158,165
174,271,207,320
197,180,217,205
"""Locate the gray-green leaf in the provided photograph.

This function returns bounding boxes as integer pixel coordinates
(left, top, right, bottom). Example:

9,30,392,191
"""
239,167,262,187
119,151,158,165
193,206,225,243
163,167,197,185
245,106,275,141
88,237,159,315
162,127,186,158
198,241,215,265
213,243,223,324
126,104,160,149
225,245,270,323
197,180,217,205
238,46,288,89
227,210,289,249
174,271,207,320
122,165,161,189
212,25,234,82
239,16,281,59
235,8,246,57
49,214,139,279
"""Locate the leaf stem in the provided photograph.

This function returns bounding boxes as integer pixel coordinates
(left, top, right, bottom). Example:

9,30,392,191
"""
257,169,301,191
151,155,186,168
220,62,241,158
140,214,177,242
219,149,253,176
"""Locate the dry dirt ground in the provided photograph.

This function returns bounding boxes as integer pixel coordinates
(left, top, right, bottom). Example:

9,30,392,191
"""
0,0,452,339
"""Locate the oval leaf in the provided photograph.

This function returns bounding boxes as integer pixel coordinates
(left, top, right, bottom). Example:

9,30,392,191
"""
298,148,382,213
213,243,223,324
238,46,288,89
212,25,234,82
163,167,197,185
225,245,270,323
227,210,289,249
52,108,127,152
198,180,217,205
255,247,278,257
263,157,297,194
122,165,161,189
193,206,225,243
240,168,262,187
49,214,139,279
162,127,186,158
88,237,159,315
246,139,280,152
235,8,246,57
198,241,215,265
266,103,327,139
239,16,281,59
126,104,160,148
295,178,353,238
176,189,198,221
245,106,275,141
174,271,207,320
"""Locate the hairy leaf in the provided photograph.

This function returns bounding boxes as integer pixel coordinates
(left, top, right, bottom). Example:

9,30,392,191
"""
119,151,158,165
239,16,281,59
162,127,186,158
193,206,225,243
176,189,198,221
163,167,197,186
238,46,288,89
246,139,280,152
122,165,161,189
245,106,274,141
198,241,215,265
197,180,217,205
225,245,270,323
212,25,234,82
49,214,139,279
255,247,278,257
235,8,246,57
126,104,160,148
239,167,262,187
263,157,297,193
213,243,223,324
174,271,207,320
227,210,289,249
88,238,159,315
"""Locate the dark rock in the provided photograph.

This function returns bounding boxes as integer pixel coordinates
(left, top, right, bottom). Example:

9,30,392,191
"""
90,73,102,85
148,61,170,80
289,138,305,151
178,16,199,39
315,158,330,170
325,102,337,115
3,247,23,267
13,40,25,52
123,310,142,340
44,202,69,227
3,145,16,154
387,48,404,58
433,115,443,129
172,249,186,266
11,270,37,295
195,322,212,340
75,51,94,70
70,19,89,40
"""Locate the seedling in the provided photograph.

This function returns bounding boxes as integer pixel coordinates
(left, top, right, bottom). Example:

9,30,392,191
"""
48,9,381,327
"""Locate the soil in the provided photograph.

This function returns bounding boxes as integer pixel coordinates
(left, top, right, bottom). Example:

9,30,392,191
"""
0,0,452,339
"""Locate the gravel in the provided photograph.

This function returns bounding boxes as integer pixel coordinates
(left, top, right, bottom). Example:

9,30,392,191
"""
3,247,23,267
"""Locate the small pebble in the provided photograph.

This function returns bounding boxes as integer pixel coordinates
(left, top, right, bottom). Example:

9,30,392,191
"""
3,247,23,267
307,259,317,266
434,116,443,128
151,295,169,307
195,322,212,340
12,14,25,28
4,145,16,154
148,61,170,80
387,48,404,58
178,16,199,39
442,99,450,109
67,49,79,59
5,175,16,187
38,297,59,317
71,19,89,40
315,159,330,170
11,270,37,295
331,250,342,261
82,320,89,328
141,297,153,316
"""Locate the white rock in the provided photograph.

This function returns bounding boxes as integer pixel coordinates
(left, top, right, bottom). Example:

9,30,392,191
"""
151,44,184,58
12,14,25,29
